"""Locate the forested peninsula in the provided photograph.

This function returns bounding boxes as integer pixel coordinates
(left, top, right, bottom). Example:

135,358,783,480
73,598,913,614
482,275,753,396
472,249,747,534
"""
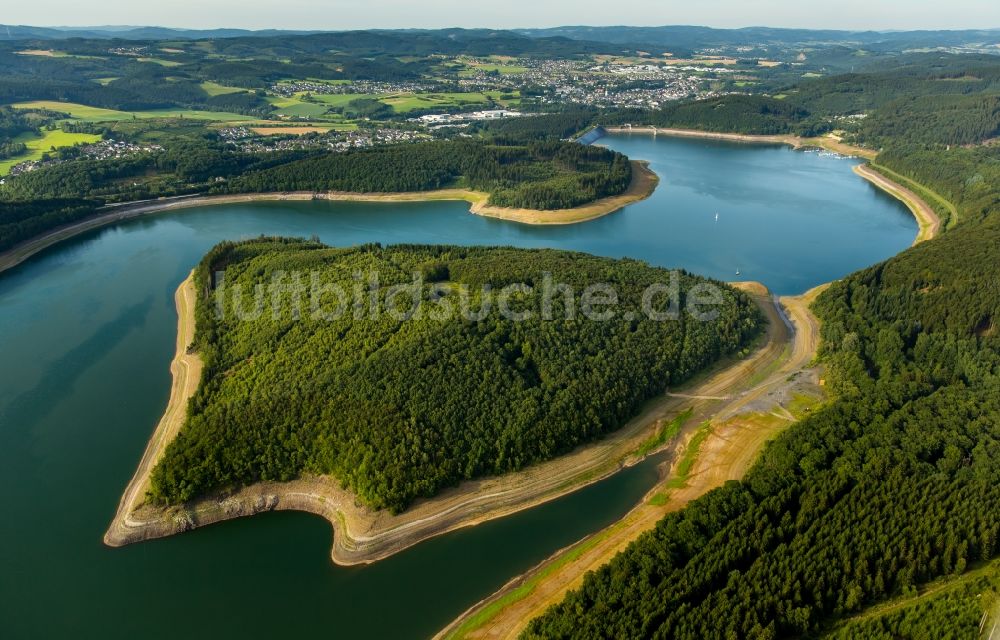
0,139,640,255
145,240,762,514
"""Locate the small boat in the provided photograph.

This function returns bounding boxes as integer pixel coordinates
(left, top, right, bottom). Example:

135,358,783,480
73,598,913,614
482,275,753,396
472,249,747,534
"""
735,268,741,276
715,212,719,222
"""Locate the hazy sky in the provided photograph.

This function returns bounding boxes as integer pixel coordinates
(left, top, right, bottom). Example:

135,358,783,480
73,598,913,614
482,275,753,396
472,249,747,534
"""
6,0,1000,32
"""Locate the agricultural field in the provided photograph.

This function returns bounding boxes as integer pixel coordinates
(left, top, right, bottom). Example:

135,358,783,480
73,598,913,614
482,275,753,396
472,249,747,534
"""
137,57,184,67
11,101,257,123
199,82,247,96
250,123,358,135
264,96,332,118
459,61,529,76
380,92,492,112
15,49,69,57
292,91,515,114
484,90,521,108
298,93,372,108
0,129,101,175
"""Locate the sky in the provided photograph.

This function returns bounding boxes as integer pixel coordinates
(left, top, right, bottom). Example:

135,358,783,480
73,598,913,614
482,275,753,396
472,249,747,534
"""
5,0,1000,32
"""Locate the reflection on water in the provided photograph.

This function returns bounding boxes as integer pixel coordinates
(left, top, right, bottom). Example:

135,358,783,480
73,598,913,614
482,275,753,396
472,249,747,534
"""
0,135,915,638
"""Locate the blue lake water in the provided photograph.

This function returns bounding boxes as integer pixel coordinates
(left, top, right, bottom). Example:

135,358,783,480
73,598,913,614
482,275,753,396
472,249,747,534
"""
0,135,916,638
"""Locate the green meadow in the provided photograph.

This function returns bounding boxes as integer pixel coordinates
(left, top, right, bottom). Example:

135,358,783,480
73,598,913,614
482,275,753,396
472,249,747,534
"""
0,129,102,175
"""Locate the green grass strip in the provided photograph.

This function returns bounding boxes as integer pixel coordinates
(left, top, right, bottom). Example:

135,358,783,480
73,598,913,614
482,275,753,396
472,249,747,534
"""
665,421,713,489
870,163,959,229
636,408,693,458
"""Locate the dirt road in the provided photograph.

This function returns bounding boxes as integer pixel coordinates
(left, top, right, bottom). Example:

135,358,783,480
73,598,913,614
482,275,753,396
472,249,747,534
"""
437,284,826,640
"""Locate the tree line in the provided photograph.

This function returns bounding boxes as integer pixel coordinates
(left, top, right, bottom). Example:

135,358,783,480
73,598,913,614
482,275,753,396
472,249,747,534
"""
221,139,633,210
0,138,634,251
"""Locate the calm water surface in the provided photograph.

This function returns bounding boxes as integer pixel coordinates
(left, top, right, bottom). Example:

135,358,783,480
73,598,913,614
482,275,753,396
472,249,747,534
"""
0,136,915,638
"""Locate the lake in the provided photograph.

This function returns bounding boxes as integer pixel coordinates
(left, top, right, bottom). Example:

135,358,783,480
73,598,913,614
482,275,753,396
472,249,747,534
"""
0,135,915,638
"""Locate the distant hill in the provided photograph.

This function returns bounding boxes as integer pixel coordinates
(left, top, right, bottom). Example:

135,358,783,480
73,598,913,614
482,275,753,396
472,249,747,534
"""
3,24,999,50
514,25,1000,54
0,24,322,40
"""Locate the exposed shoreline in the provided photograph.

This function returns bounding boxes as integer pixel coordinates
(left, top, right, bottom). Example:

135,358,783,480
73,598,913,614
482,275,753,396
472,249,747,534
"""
0,160,657,277
604,126,879,160
434,130,953,638
101,132,947,567
853,164,941,245
105,277,784,566
606,126,944,243
436,284,828,640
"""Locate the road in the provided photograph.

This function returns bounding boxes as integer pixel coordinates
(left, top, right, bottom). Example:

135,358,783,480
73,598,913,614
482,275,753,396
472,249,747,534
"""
437,284,826,640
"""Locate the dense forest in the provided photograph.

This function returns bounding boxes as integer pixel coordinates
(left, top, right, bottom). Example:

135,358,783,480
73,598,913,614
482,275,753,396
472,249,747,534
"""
600,54,1000,144
0,52,275,115
476,109,601,141
789,55,1000,117
0,106,34,139
853,94,1000,147
822,562,999,639
0,140,309,202
524,148,1000,639
609,95,818,135
875,144,1000,223
223,140,633,209
0,138,633,252
0,198,100,251
148,241,762,512
0,106,35,160
1,138,635,212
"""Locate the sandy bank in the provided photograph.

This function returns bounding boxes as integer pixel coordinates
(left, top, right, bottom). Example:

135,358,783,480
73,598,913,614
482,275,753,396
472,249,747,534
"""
471,160,658,224
605,126,879,160
105,275,779,566
606,126,944,246
0,161,657,277
104,272,203,548
853,164,941,244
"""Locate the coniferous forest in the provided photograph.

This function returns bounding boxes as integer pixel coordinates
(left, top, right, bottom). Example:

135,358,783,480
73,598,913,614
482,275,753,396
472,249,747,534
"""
0,140,632,252
524,166,1000,640
223,140,633,210
148,241,762,512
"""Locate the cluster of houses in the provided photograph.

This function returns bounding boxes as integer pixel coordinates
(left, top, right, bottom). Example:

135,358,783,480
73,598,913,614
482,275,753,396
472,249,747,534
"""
2,139,161,180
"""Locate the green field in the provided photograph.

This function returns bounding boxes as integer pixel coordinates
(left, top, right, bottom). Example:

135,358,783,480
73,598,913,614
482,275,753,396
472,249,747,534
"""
11,101,257,123
295,91,484,114
459,63,529,76
302,93,373,107
200,81,246,96
484,90,521,108
137,57,183,67
265,96,332,118
284,90,517,115
0,129,102,175
380,92,492,113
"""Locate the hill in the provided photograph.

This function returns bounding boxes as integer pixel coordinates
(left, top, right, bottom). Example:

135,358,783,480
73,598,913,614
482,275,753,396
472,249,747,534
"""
148,240,763,513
